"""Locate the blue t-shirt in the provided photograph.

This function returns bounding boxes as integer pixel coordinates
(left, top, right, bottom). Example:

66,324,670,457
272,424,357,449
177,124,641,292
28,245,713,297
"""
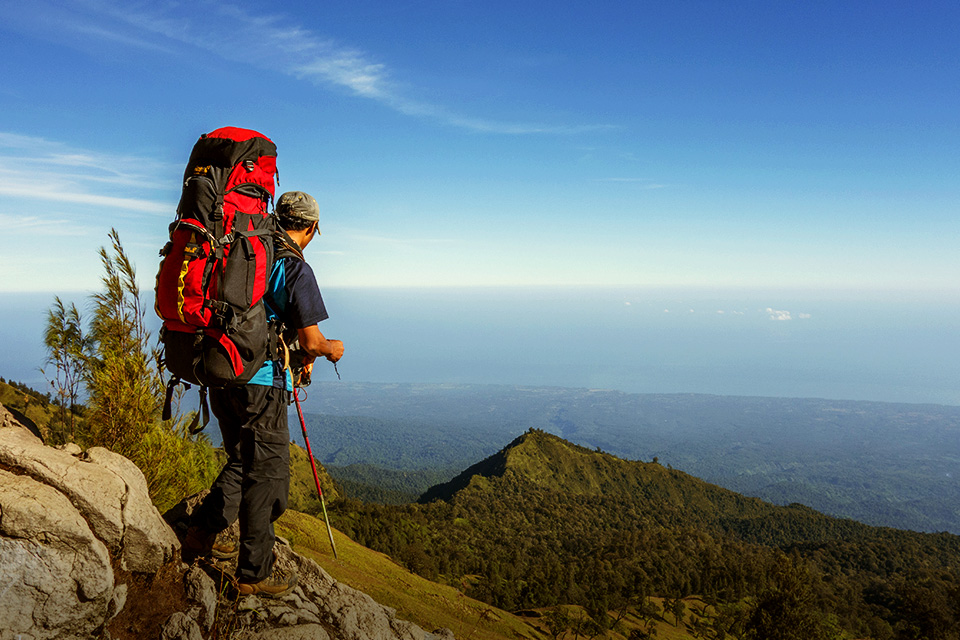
248,256,328,389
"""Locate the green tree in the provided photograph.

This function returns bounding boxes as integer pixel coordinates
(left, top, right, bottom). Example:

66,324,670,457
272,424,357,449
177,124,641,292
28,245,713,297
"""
629,620,658,639
43,297,87,444
543,607,572,640
43,229,221,511
665,596,686,627
744,556,839,640
83,228,163,452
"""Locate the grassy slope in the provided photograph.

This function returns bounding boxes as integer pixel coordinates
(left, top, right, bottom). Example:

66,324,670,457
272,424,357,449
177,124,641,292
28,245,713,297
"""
277,510,708,640
0,379,56,439
287,441,340,514
276,509,547,640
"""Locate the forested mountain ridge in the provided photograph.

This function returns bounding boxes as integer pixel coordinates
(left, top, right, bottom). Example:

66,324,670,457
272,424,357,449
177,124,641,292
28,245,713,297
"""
421,429,960,549
305,382,960,533
421,429,768,517
335,429,960,639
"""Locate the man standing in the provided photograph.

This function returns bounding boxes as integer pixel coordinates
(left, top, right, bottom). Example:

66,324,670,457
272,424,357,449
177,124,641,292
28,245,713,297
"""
185,191,343,598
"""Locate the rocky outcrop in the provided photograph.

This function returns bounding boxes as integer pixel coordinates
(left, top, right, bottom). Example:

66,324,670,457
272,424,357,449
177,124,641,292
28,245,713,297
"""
0,403,455,640
163,494,455,640
159,541,455,640
0,403,178,639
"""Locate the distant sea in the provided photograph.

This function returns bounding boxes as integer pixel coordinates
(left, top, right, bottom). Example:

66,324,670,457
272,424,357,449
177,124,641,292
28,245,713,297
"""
2,287,958,406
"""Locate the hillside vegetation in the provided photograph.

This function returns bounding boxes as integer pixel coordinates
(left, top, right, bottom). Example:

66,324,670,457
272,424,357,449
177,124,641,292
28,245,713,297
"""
333,429,960,640
277,510,545,640
302,382,960,533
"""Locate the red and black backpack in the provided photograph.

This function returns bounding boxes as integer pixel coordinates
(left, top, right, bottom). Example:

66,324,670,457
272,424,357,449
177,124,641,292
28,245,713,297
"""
155,127,278,424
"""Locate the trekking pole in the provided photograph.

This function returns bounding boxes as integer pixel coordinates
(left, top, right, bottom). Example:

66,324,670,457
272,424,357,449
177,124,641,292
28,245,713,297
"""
291,380,339,560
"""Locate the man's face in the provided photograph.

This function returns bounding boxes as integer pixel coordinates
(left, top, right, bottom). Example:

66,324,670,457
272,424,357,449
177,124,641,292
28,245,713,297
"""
302,221,320,248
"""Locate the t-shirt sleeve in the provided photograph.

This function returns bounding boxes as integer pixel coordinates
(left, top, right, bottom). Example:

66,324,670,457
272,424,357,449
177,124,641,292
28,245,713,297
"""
284,259,329,329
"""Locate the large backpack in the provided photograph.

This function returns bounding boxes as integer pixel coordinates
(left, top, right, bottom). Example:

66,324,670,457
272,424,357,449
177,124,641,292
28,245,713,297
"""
155,127,279,424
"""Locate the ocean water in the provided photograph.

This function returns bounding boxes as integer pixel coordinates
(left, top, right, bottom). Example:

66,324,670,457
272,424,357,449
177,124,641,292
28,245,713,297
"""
2,287,958,406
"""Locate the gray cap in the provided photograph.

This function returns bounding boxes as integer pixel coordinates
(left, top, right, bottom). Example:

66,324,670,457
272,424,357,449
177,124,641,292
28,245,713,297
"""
276,191,319,223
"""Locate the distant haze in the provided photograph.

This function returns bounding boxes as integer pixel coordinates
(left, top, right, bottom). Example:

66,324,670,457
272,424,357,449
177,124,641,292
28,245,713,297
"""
2,287,958,407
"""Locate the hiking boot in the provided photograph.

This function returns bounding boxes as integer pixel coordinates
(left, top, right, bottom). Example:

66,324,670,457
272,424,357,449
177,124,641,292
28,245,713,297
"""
182,526,239,562
236,568,298,599
211,535,239,560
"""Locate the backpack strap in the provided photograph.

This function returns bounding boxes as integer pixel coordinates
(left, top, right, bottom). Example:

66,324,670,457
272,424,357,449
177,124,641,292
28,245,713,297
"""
274,229,305,261
187,386,210,435
162,375,211,433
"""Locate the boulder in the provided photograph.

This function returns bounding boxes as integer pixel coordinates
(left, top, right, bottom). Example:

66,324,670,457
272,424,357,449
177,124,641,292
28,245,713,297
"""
0,403,455,640
83,446,180,571
0,417,178,572
0,468,114,640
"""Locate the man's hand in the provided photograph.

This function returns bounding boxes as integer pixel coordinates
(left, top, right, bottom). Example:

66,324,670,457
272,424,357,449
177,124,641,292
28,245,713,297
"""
297,325,343,362
296,361,314,387
324,339,344,363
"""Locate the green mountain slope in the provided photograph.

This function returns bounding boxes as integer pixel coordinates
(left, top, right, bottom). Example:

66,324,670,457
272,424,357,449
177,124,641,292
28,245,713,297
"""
304,382,960,532
421,430,772,522
275,510,546,640
334,429,960,639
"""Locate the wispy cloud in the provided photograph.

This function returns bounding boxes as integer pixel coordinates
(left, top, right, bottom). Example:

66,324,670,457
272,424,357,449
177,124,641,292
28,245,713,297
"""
0,213,88,237
68,0,612,135
0,131,175,214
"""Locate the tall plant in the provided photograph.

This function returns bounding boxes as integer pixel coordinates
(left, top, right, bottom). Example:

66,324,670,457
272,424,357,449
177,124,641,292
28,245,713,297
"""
43,298,87,444
84,228,164,453
43,228,222,511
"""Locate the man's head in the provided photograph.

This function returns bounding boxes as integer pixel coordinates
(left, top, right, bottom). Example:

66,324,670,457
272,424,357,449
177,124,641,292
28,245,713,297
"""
276,191,320,248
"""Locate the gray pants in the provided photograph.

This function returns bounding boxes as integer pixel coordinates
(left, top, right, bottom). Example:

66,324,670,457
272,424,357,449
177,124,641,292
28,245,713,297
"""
193,384,290,582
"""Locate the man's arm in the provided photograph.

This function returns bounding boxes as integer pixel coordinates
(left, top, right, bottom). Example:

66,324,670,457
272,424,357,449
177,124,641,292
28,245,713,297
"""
297,324,343,362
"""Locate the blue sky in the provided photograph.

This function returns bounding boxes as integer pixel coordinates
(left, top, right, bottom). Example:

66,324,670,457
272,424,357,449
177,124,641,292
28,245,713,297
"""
0,0,958,294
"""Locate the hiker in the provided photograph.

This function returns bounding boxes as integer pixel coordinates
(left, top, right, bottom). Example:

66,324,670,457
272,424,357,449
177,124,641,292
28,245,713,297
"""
184,191,344,598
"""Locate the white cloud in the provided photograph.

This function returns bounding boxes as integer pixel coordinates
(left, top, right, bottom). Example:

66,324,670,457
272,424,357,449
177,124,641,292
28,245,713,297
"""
766,307,792,321
0,131,175,214
68,0,611,135
798,312,812,319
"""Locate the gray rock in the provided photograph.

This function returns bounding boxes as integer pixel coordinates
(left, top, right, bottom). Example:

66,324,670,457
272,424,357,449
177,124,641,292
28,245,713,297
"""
108,583,128,621
244,624,331,640
0,423,178,573
274,545,431,640
267,604,297,621
279,611,301,626
184,565,217,631
82,446,180,572
58,442,83,455
0,404,454,640
298,610,322,625
0,403,19,429
0,403,42,440
160,611,203,640
0,424,127,551
238,594,262,612
0,469,114,640
300,597,321,617
391,618,426,640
